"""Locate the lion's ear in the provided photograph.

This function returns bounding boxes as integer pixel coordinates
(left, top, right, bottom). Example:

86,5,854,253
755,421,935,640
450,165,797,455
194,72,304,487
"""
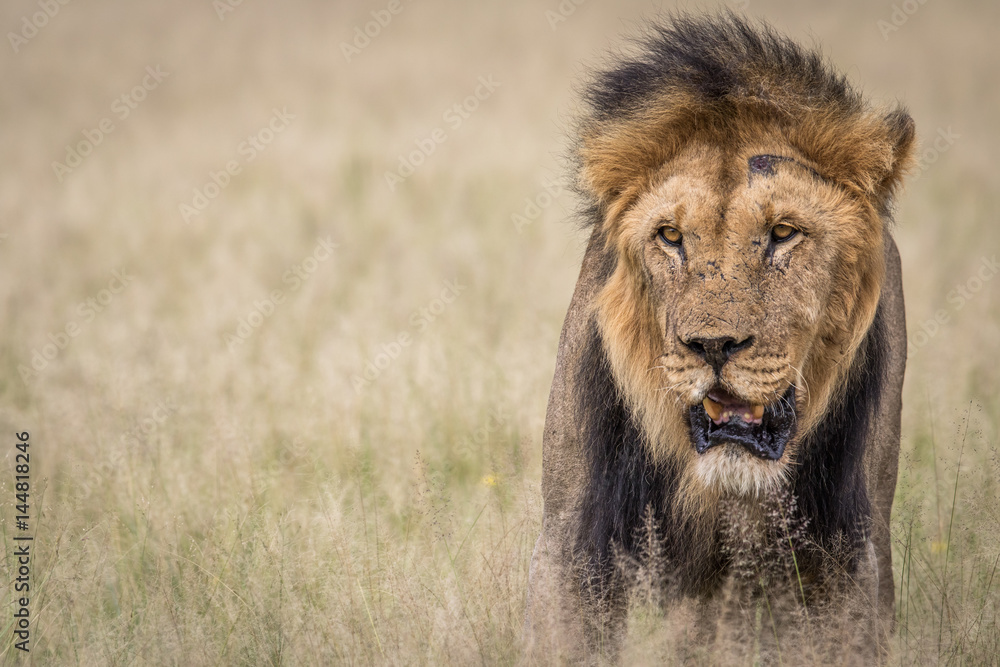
791,105,916,209
876,107,916,205
576,117,682,213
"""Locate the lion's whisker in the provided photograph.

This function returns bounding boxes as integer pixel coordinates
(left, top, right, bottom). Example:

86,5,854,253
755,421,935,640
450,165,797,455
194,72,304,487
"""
786,363,810,400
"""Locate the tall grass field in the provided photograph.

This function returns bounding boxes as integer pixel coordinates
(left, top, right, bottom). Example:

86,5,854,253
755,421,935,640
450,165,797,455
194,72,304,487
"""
1,0,997,663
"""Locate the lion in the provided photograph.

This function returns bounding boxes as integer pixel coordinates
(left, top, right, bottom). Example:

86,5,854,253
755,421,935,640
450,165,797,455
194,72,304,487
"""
525,13,914,663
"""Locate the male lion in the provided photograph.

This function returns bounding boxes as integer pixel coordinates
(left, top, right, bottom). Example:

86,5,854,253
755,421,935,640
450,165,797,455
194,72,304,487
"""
525,14,913,662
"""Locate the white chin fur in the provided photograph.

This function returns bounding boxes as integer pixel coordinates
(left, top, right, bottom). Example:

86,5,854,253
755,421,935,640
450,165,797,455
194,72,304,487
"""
692,445,787,496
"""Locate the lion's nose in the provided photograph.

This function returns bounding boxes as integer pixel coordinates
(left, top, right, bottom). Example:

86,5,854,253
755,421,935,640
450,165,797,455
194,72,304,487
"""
681,336,753,375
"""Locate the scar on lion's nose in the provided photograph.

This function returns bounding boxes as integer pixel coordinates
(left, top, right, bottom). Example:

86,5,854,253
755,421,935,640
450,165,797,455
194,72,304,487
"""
681,336,753,374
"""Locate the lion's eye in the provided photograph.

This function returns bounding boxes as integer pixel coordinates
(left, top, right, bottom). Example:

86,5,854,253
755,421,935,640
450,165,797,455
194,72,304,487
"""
771,223,798,243
658,226,682,246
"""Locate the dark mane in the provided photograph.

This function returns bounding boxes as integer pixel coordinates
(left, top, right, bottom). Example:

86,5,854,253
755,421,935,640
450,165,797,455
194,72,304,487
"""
532,11,910,657
574,292,888,604
793,304,887,561
585,12,857,121
572,12,913,224
573,314,723,603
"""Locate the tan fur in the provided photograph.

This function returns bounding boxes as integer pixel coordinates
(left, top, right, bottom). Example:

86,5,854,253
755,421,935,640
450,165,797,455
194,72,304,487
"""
525,15,914,662
592,134,902,501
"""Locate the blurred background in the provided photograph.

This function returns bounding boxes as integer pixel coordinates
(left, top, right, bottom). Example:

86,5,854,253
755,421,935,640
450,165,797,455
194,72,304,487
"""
1,0,997,663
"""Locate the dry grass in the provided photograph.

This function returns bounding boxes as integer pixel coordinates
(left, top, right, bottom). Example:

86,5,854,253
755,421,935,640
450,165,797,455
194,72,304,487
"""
0,0,997,664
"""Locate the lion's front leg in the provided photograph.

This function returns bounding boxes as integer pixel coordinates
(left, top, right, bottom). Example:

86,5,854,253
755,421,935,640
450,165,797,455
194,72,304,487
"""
524,514,628,664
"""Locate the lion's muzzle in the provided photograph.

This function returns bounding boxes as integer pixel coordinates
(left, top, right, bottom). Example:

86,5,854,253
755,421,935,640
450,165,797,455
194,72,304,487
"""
689,385,797,460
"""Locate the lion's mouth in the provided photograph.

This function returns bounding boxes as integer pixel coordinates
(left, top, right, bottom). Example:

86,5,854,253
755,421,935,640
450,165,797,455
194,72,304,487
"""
689,385,797,460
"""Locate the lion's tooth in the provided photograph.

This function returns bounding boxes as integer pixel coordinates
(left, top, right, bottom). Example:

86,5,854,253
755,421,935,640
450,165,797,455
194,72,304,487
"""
703,397,722,422
752,404,764,420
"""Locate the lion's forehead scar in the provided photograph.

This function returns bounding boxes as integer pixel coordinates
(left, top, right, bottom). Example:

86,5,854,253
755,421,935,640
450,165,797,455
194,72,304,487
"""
748,154,795,176
747,154,828,186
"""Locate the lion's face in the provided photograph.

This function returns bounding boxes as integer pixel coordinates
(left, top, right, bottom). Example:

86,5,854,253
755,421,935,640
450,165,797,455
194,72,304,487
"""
595,138,885,497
